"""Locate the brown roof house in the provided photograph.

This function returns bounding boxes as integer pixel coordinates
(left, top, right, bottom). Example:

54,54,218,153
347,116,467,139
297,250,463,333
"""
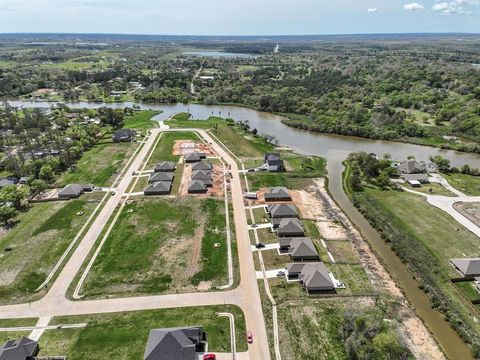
144,326,207,360
279,237,319,261
450,258,480,279
277,218,305,237
286,262,335,293
0,337,39,360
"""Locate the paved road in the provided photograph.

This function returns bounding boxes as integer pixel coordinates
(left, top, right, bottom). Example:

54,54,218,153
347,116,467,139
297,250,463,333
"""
0,128,271,360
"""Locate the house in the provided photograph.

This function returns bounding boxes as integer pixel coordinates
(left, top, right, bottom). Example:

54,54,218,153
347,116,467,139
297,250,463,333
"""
188,180,208,194
264,153,285,172
154,161,176,173
144,326,207,360
58,184,84,199
397,160,436,174
144,181,172,196
286,262,335,293
401,173,429,184
185,153,201,163
277,218,305,237
279,237,320,261
450,258,480,278
0,337,39,360
18,177,29,185
81,184,95,192
191,161,213,171
264,187,291,202
149,172,174,183
268,204,298,219
0,179,14,189
191,170,213,187
407,179,422,187
112,129,136,142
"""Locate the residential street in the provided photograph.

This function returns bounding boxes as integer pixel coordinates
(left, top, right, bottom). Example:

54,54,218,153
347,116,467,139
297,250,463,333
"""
0,128,270,360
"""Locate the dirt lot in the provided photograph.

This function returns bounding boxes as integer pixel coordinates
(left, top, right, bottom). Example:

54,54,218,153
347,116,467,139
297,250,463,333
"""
454,202,480,227
173,140,215,157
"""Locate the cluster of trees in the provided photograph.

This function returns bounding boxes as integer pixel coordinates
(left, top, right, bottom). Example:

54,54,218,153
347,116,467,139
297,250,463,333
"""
347,152,396,191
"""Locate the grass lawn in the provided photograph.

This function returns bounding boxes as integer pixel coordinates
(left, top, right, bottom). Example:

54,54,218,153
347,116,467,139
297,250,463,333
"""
405,182,456,196
57,132,136,187
0,318,38,327
0,193,103,304
0,332,30,344
38,305,246,359
146,131,199,166
442,172,480,196
261,250,289,270
325,240,360,264
81,197,228,298
329,264,374,296
171,112,192,121
455,281,480,302
123,110,161,130
302,220,320,238
255,228,278,245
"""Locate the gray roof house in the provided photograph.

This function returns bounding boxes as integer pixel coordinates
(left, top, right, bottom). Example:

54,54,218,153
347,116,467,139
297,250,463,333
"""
264,153,285,172
144,326,207,360
264,187,291,202
112,128,136,142
397,160,436,174
154,161,176,173
286,262,335,293
268,204,298,219
185,152,201,163
0,179,14,189
188,180,208,194
279,237,319,261
450,258,480,278
191,161,213,171
144,181,172,196
191,170,213,187
400,173,430,183
149,172,174,183
277,218,305,237
0,337,39,360
58,184,84,199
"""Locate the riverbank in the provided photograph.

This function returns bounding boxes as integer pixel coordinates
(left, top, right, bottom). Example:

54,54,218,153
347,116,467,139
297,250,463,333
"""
343,159,480,358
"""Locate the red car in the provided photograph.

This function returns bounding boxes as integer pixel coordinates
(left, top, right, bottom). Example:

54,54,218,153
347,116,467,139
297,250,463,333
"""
203,354,216,360
247,330,253,344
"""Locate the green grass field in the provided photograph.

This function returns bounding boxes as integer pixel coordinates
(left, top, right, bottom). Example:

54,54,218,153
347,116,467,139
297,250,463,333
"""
0,193,103,304
123,110,161,130
37,305,247,359
57,133,136,187
81,197,228,297
405,182,456,196
146,131,199,165
442,173,480,196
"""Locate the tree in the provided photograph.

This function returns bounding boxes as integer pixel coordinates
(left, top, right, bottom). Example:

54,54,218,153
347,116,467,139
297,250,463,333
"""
30,179,47,195
39,165,54,182
377,170,391,189
0,185,28,210
429,155,451,173
350,165,363,192
0,205,17,225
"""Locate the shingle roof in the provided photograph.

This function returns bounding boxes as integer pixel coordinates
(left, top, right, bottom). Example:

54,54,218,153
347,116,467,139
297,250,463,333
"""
144,326,205,360
288,238,319,258
450,258,480,277
185,153,201,162
0,337,38,360
265,187,291,200
149,172,174,183
154,161,176,172
0,179,14,188
188,180,207,192
191,170,212,181
144,181,172,194
277,218,304,236
58,184,84,196
192,161,213,171
268,204,298,218
287,262,334,290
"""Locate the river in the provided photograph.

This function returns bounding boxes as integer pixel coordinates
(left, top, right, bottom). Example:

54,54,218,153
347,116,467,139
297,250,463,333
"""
7,100,480,358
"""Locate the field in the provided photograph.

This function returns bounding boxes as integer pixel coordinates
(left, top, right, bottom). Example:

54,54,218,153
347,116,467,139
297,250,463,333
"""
123,110,161,130
57,132,136,187
453,202,480,227
146,131,199,165
0,193,104,304
404,182,455,196
80,197,228,297
442,172,480,196
36,305,247,359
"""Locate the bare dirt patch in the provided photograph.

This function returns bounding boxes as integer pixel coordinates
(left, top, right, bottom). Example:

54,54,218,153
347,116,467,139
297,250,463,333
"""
187,227,204,277
454,202,480,227
173,140,215,156
179,163,225,198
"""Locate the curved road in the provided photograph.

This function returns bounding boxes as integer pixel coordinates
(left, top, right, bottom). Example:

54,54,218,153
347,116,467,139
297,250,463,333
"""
0,128,270,360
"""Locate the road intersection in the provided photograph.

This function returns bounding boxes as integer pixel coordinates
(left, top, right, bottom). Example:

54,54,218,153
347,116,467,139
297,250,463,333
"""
0,128,271,359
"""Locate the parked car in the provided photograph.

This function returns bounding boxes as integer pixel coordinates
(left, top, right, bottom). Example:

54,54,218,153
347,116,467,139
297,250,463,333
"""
255,243,266,249
203,354,216,360
247,330,253,344
277,270,285,276
251,224,258,228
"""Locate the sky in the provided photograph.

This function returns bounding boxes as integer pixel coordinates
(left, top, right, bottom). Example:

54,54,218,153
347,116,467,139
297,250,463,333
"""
0,0,478,35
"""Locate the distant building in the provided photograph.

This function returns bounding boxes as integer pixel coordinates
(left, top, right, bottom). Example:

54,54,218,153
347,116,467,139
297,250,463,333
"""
144,326,207,360
0,337,39,360
112,129,136,142
185,152,205,163
58,184,84,199
264,153,285,172
400,173,429,184
397,160,436,174
154,161,176,173
264,187,291,202
450,258,480,279
188,180,208,194
144,181,172,196
0,179,14,189
279,237,320,261
286,262,335,293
